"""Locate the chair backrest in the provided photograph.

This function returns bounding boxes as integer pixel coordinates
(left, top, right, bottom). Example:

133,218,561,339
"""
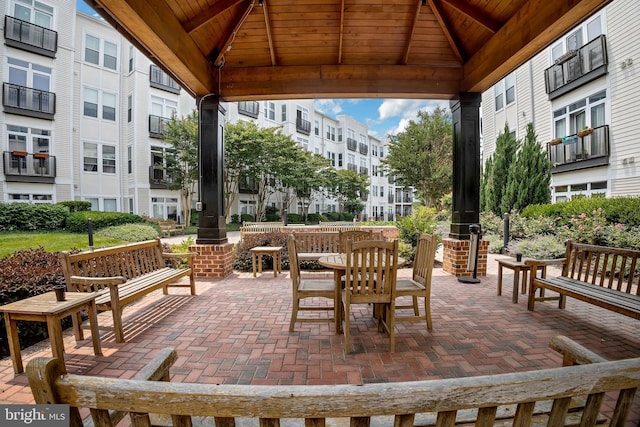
287,235,300,288
413,233,438,286
345,239,399,303
339,230,374,253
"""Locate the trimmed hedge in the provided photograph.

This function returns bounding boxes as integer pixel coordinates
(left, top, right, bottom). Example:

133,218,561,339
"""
58,200,92,212
66,211,145,233
522,197,640,227
0,203,69,231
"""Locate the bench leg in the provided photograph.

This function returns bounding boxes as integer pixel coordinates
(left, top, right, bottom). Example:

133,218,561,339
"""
527,285,536,311
497,264,503,296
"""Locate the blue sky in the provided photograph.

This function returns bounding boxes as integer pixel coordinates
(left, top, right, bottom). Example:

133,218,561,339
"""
77,1,447,138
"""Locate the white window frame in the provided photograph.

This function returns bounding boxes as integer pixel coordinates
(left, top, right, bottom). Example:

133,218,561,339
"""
84,33,119,70
12,0,54,29
83,141,116,174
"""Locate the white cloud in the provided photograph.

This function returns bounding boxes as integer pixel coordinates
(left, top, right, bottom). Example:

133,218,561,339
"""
377,99,449,136
314,99,345,115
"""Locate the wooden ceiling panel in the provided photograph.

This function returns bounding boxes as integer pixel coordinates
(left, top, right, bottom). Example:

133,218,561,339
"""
90,0,612,99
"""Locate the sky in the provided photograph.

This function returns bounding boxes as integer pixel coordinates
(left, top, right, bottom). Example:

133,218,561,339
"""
76,1,448,138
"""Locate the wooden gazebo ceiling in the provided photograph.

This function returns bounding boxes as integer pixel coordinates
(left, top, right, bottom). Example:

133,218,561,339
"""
88,0,611,101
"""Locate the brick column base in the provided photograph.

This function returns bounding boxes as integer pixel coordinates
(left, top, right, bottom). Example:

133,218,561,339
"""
442,237,489,277
190,242,234,279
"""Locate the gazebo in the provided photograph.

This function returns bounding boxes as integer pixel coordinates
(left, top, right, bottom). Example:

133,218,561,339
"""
86,0,612,278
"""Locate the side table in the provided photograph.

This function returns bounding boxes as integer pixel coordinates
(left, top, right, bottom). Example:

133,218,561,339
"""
1,291,102,374
497,258,547,304
250,246,283,277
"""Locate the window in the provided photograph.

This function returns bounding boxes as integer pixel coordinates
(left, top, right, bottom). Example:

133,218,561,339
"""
264,102,275,120
337,128,343,142
127,94,132,122
83,142,98,172
327,151,335,166
152,197,178,220
7,125,50,154
372,144,378,156
314,120,319,135
9,193,52,203
103,41,117,70
85,35,100,65
553,90,606,137
13,0,53,28
85,34,118,70
297,137,308,150
281,104,287,121
102,145,116,173
127,145,132,174
8,58,51,108
505,73,515,105
551,15,602,62
128,46,134,72
494,80,504,110
338,153,343,167
102,92,116,121
83,88,98,117
151,95,177,118
326,125,335,141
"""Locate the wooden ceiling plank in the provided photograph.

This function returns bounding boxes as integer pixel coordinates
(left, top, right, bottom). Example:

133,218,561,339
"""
403,0,423,65
183,0,244,34
91,0,213,96
338,0,345,64
426,0,464,62
213,0,256,67
261,0,277,65
463,0,612,93
441,0,501,33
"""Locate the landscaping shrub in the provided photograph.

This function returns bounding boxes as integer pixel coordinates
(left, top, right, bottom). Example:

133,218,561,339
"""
240,213,255,223
522,197,640,227
507,235,566,259
231,214,241,224
66,211,145,233
286,213,304,224
306,213,323,224
0,203,69,231
58,200,92,212
96,223,159,242
233,232,289,272
265,206,280,222
0,247,69,357
396,206,437,247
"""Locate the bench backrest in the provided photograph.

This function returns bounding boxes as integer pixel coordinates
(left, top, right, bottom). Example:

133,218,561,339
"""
564,240,640,295
240,221,284,238
319,221,361,232
27,355,640,427
59,239,165,292
291,232,340,253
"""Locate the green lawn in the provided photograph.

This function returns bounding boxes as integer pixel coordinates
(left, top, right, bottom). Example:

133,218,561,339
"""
0,231,126,259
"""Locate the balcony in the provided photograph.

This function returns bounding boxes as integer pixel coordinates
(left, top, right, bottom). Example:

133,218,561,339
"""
149,65,181,94
149,115,169,138
347,163,357,172
359,143,368,155
544,35,607,100
3,151,56,183
149,166,171,188
238,101,259,118
296,117,311,135
388,194,395,204
347,138,357,151
359,166,368,175
4,16,57,57
548,125,609,173
239,175,258,193
3,82,55,120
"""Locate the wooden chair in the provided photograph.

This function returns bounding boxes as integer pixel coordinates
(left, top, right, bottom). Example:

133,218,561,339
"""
338,230,374,253
342,239,399,353
393,233,437,330
287,234,335,332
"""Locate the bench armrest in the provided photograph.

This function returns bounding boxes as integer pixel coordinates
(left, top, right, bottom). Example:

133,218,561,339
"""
69,275,126,292
525,258,566,268
549,335,608,366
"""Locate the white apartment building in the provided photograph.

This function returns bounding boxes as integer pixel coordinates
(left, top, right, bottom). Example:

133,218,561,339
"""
1,1,411,222
481,0,640,203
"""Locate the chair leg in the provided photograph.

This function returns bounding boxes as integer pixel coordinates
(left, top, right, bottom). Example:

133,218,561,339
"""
343,301,351,354
412,296,419,316
289,297,299,332
425,296,432,330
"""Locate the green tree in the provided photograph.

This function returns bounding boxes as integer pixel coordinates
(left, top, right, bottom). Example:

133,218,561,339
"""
502,123,551,211
480,156,494,213
164,110,198,227
486,124,518,214
328,169,369,217
381,107,452,208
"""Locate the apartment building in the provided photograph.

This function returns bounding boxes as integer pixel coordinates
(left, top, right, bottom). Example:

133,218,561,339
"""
1,1,411,222
481,0,640,203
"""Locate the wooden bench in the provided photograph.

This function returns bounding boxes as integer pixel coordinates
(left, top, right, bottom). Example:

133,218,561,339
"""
58,238,198,343
158,220,185,237
292,232,341,262
319,221,361,232
526,240,640,319
240,221,284,239
26,336,640,427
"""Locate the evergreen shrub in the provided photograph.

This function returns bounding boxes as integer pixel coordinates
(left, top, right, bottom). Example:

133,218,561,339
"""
66,211,145,233
0,203,69,231
95,223,159,242
58,201,92,212
233,232,289,272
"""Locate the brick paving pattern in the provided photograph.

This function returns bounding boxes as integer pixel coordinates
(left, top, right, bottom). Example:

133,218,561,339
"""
1,251,638,424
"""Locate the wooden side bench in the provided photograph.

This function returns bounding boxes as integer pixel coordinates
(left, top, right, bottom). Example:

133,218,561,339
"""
27,336,640,427
526,240,640,319
59,238,198,343
158,220,184,237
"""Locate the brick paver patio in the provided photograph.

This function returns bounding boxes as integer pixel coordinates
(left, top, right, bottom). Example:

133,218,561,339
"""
1,252,639,424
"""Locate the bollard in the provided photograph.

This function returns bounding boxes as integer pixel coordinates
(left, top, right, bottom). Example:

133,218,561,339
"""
88,218,94,248
503,213,510,253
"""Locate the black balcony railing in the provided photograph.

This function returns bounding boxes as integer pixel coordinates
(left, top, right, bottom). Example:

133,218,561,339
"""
548,125,609,173
3,151,56,183
544,35,607,100
296,117,311,135
238,101,259,118
359,143,368,155
347,138,357,151
388,195,394,203
149,115,170,138
4,16,57,57
347,163,357,171
149,65,181,94
3,82,55,119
